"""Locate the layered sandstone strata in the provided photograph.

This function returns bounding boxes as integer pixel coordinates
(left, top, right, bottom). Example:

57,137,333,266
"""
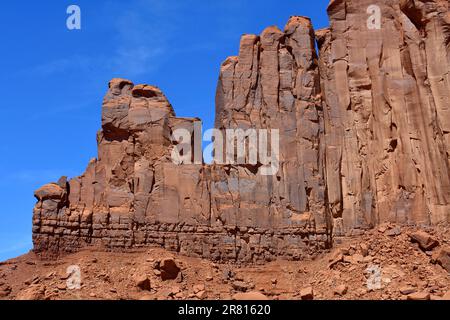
32,0,450,262
33,17,330,263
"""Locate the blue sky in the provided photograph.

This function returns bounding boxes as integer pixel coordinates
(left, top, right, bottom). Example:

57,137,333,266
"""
0,0,329,261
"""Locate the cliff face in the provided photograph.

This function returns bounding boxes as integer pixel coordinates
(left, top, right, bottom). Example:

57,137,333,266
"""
319,0,450,235
32,18,331,263
32,0,450,262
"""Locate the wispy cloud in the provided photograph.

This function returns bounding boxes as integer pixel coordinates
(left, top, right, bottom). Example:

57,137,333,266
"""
26,97,99,121
21,0,229,79
29,55,93,77
106,0,178,77
110,46,165,76
0,169,79,186
20,0,177,79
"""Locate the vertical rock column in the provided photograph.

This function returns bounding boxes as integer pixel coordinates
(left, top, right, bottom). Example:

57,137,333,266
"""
318,0,450,235
213,16,330,260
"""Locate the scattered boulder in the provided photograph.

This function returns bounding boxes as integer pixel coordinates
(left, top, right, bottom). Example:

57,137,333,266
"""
152,260,160,269
0,284,11,298
24,276,40,286
196,290,207,300
328,252,344,269
407,292,430,301
159,288,174,299
136,275,151,291
175,271,184,283
175,292,185,299
378,224,389,233
159,258,180,281
193,284,205,294
44,272,55,280
170,286,181,296
300,286,314,300
359,243,369,257
232,281,248,292
385,227,401,237
334,285,348,296
57,283,67,291
409,231,439,251
442,291,450,300
399,286,416,295
139,294,154,301
351,254,364,264
432,246,450,273
232,292,269,301
222,269,235,282
16,285,46,300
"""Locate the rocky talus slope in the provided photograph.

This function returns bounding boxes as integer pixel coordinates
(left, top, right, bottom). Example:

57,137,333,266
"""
1,225,450,300
31,0,449,265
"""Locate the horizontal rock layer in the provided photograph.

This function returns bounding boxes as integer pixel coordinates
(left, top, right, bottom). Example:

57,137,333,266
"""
32,0,450,262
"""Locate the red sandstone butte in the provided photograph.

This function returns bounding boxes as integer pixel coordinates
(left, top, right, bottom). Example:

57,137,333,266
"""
32,0,450,263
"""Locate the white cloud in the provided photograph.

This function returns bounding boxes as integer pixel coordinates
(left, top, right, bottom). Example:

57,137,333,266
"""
106,0,178,77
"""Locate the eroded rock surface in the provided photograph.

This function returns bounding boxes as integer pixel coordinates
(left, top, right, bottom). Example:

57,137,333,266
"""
318,0,450,235
32,0,450,262
33,17,330,263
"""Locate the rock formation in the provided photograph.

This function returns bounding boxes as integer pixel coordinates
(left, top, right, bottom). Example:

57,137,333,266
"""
32,0,450,262
318,0,450,235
